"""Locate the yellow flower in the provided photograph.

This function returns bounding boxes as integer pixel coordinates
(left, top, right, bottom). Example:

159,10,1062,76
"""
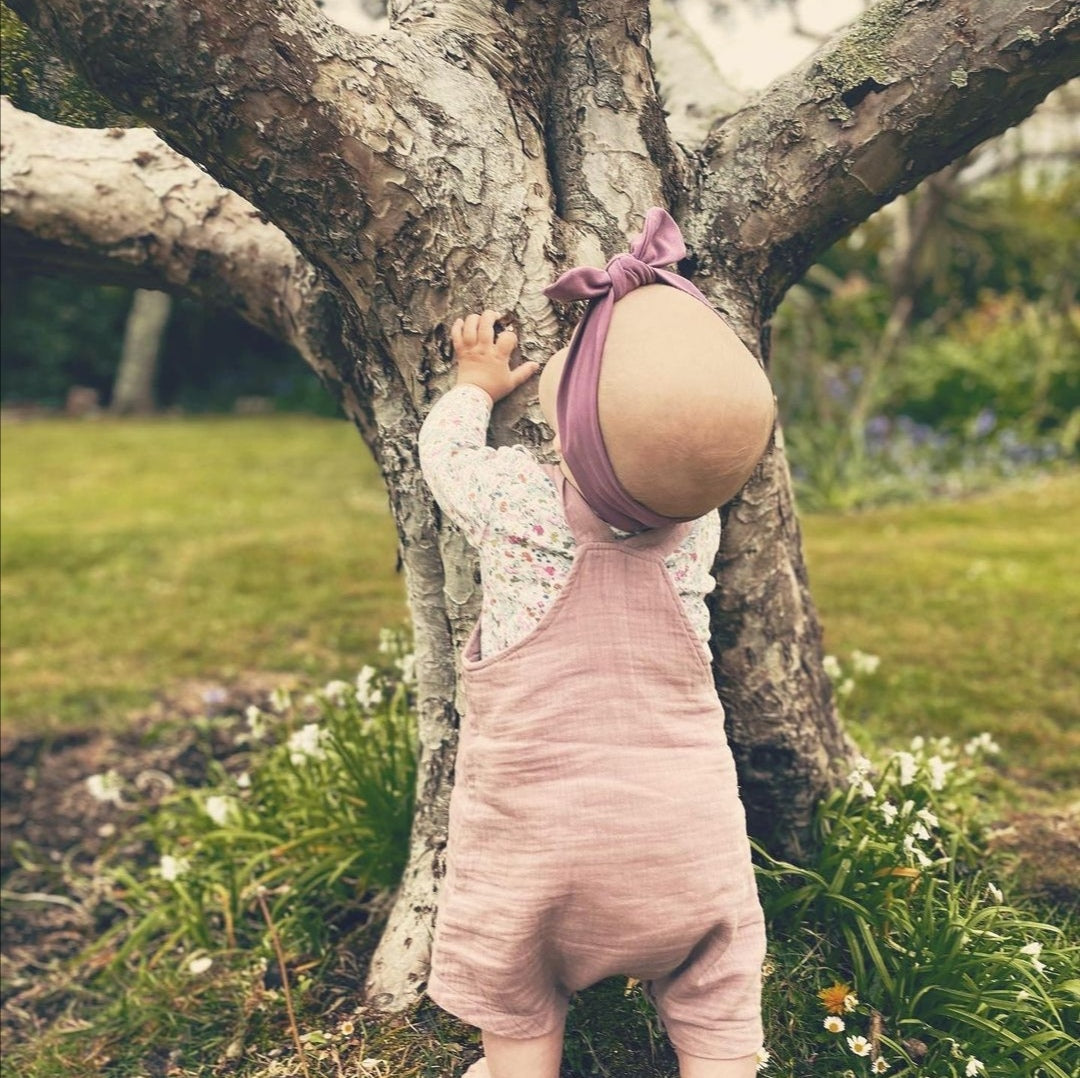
818,983,852,1015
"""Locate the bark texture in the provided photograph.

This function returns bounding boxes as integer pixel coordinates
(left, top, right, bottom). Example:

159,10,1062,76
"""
4,0,1078,1015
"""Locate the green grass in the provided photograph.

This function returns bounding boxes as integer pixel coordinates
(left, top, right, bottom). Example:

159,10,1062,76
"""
0,416,405,731
2,417,1076,795
801,472,1080,794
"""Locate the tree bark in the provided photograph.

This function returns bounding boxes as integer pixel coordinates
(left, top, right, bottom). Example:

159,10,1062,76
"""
110,289,171,414
3,0,1078,1015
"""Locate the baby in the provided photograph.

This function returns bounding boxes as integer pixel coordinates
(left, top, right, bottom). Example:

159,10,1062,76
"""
419,208,775,1078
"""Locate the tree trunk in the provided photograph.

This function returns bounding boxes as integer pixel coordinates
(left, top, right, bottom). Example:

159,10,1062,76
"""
4,0,1077,1015
110,288,171,415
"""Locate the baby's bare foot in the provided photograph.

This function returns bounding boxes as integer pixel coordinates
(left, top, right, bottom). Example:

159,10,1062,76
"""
463,1057,491,1077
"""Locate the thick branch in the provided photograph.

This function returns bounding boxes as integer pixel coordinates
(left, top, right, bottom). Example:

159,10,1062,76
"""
0,98,352,395
695,0,1080,312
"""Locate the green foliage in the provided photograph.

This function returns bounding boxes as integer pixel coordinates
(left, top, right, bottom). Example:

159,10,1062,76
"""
0,4,131,127
888,296,1079,442
756,733,1079,1077
89,634,417,972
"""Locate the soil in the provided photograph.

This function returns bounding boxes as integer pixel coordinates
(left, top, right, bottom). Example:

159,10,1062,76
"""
0,674,302,1050
2,679,1078,1058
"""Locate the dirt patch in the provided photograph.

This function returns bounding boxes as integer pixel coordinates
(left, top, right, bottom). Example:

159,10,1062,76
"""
0,673,302,1048
985,805,1080,910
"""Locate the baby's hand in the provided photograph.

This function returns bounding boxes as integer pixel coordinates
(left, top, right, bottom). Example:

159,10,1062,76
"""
451,309,539,404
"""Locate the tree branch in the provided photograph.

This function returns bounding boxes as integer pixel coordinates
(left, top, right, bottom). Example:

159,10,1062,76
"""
694,0,1080,312
0,97,351,394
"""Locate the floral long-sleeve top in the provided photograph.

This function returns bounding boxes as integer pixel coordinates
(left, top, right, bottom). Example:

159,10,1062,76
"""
418,384,721,658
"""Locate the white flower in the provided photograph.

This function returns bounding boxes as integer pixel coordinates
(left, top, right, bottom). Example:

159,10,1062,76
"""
269,687,291,714
910,735,925,752
355,665,381,710
911,821,931,842
851,650,881,675
916,806,939,830
880,801,899,825
204,795,236,827
927,755,955,791
243,705,267,741
837,678,855,698
288,722,328,765
754,1046,770,1072
824,1016,845,1033
823,654,842,680
846,756,874,795
86,770,125,806
965,1057,985,1077
847,1035,871,1056
320,679,351,707
396,652,417,686
235,771,251,789
872,1059,889,1074
964,732,1000,756
895,752,918,787
903,833,933,868
159,854,190,882
843,992,859,1013
187,955,213,975
1020,941,1047,973
987,882,1004,904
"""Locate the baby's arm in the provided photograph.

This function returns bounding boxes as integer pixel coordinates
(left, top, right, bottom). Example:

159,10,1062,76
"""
418,309,540,544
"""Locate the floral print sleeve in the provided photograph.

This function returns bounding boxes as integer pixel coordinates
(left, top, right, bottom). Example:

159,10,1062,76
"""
419,384,721,657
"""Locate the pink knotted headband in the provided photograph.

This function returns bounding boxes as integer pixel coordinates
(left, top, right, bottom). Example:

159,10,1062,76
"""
543,207,718,532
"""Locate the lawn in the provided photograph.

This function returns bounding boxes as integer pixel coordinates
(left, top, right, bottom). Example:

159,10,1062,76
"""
2,416,1076,795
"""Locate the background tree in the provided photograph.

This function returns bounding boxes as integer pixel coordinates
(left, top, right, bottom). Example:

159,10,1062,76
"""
1,0,1077,1013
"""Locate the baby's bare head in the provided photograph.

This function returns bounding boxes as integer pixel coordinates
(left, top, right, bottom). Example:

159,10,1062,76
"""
540,285,775,517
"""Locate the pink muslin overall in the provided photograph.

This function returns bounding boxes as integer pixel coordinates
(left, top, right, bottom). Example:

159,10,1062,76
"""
427,468,766,1060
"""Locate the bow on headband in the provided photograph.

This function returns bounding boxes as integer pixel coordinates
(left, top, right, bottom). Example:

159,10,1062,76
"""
542,207,716,532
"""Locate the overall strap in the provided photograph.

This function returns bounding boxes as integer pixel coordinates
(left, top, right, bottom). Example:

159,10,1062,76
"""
542,463,694,556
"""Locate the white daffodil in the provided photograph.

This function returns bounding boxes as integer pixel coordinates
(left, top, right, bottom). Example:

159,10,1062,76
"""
847,1035,871,1057
269,687,291,714
910,735,925,752
823,654,842,680
880,801,899,825
159,853,190,881
235,771,251,789
204,795,236,827
823,1016,845,1033
916,806,939,830
288,722,328,765
987,882,1004,904
911,821,931,842
965,1057,985,1077
86,770,125,806
837,678,855,698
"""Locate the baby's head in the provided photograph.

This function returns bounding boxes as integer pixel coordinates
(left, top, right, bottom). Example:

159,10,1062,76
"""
540,283,775,519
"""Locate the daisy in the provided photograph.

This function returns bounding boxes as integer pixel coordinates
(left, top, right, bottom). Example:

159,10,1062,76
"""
823,1016,845,1033
847,1035,871,1057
